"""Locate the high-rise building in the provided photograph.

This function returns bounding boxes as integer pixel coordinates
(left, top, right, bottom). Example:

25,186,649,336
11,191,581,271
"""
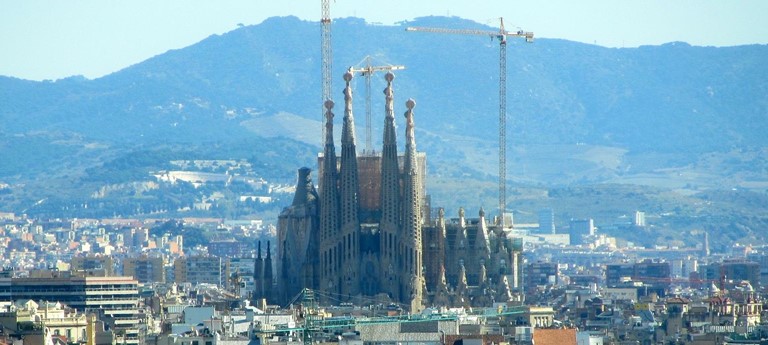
173,256,224,286
175,235,184,254
671,259,684,278
70,254,114,276
703,231,710,257
719,260,760,287
208,239,245,258
133,227,149,247
123,255,165,284
226,257,255,298
526,261,559,292
0,270,142,344
538,209,555,234
633,211,646,227
606,263,634,287
634,260,671,288
569,219,595,245
682,256,698,280
746,252,768,287
607,260,671,288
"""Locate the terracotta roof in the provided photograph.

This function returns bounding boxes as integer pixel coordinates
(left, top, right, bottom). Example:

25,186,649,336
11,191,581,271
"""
709,296,731,304
532,328,577,345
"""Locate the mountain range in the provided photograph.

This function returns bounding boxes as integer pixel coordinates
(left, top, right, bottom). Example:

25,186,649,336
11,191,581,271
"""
0,16,766,243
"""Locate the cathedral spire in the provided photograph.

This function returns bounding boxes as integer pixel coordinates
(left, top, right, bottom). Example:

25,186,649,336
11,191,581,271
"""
432,264,451,307
341,72,357,147
382,72,397,150
402,98,423,311
404,99,416,149
457,264,468,293
319,99,340,296
254,240,264,299
264,241,273,301
403,99,421,244
379,72,401,300
339,71,361,298
324,100,335,147
497,275,514,302
477,208,491,253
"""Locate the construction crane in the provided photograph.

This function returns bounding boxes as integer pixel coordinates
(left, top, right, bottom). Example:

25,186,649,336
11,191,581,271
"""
406,18,533,229
321,0,333,142
347,56,406,152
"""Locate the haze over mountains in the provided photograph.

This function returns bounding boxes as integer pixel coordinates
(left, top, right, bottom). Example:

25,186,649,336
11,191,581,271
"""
0,16,766,238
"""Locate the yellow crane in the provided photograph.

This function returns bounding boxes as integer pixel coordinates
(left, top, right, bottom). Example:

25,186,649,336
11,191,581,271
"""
347,56,406,152
406,18,533,228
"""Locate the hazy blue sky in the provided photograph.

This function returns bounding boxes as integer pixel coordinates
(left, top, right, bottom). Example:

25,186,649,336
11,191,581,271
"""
2,0,766,81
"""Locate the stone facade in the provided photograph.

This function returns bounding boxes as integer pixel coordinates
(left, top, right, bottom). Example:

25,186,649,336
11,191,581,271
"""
276,72,522,309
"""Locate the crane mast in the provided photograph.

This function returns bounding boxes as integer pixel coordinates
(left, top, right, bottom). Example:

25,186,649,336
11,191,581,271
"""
347,56,406,152
406,18,533,228
499,23,507,229
321,0,332,141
